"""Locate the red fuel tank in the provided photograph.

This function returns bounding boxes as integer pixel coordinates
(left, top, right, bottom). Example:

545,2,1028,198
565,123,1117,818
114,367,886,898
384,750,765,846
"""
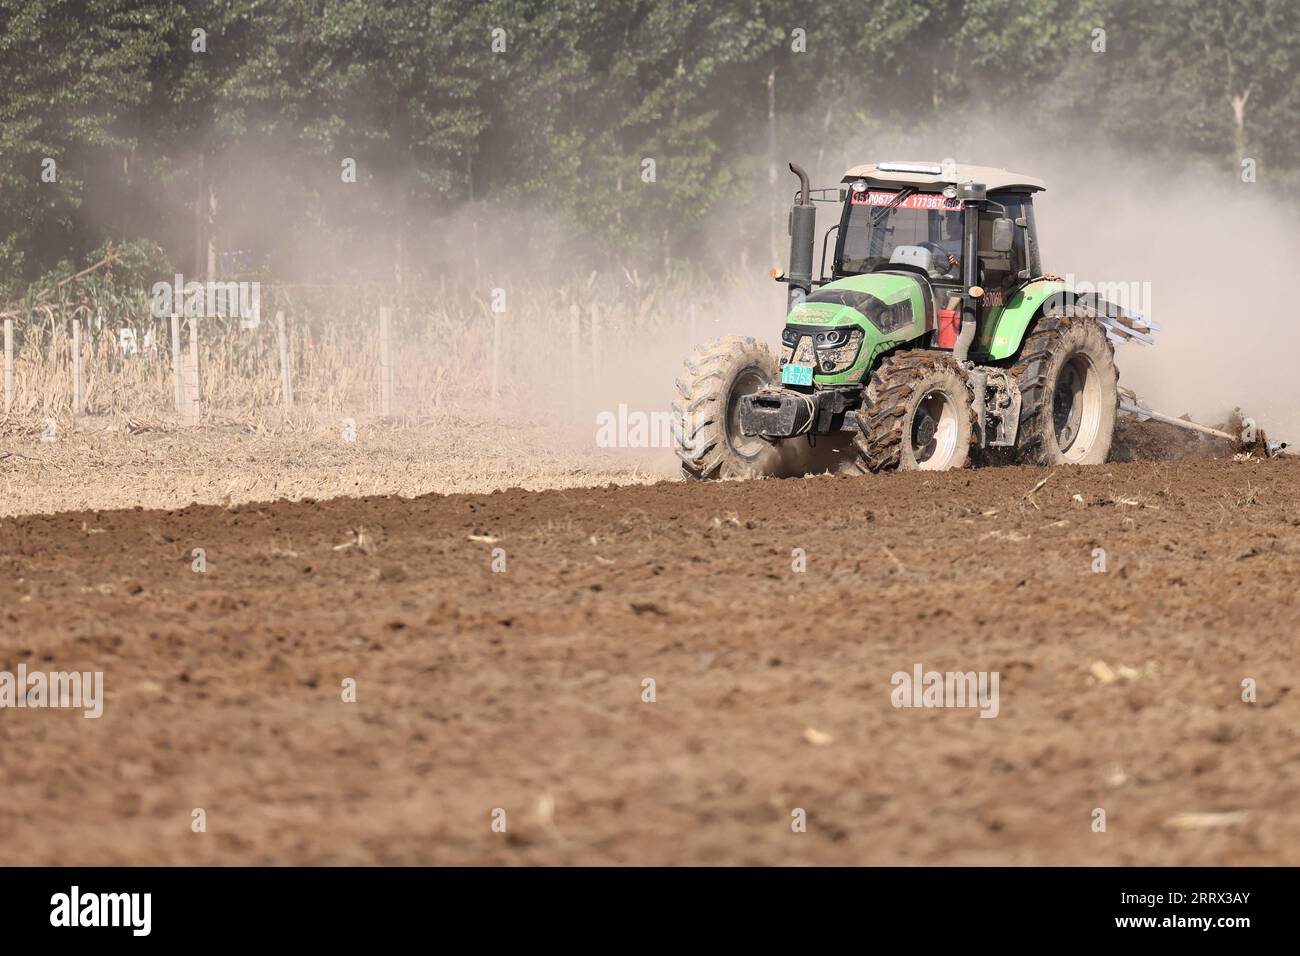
937,307,960,350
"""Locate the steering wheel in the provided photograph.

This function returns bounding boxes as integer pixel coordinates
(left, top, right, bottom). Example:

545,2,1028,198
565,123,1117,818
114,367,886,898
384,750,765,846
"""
918,241,957,279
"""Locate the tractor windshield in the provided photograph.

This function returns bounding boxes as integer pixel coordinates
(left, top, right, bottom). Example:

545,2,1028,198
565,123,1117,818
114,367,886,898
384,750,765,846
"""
838,190,962,276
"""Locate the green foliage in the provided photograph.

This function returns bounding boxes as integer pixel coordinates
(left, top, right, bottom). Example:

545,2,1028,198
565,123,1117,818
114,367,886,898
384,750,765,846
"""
1,0,1297,295
1080,0,1300,172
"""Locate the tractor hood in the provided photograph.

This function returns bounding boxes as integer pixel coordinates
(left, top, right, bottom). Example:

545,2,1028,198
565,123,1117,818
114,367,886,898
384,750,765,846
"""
782,272,928,385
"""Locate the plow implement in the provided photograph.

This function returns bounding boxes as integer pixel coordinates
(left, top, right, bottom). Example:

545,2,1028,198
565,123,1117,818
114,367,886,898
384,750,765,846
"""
1118,387,1288,457
1101,308,1287,456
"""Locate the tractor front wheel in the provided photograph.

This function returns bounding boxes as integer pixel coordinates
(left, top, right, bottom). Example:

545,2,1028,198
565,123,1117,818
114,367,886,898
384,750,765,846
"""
854,351,973,473
673,336,790,480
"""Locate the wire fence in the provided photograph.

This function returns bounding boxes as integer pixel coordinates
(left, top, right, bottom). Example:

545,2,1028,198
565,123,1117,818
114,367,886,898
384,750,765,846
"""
0,271,763,427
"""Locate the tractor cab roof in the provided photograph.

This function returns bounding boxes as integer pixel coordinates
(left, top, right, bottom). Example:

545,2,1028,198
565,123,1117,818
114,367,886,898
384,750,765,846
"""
842,161,1046,193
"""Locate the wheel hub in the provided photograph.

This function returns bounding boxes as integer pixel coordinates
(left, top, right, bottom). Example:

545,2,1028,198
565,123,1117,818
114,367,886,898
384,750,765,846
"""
912,389,958,469
725,367,771,460
1051,353,1101,462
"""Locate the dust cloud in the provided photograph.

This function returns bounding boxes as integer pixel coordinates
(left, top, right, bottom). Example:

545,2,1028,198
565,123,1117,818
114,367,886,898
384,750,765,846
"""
214,110,1297,455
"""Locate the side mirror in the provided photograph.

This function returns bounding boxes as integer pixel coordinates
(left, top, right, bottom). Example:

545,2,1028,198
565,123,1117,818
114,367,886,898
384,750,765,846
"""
991,217,1014,254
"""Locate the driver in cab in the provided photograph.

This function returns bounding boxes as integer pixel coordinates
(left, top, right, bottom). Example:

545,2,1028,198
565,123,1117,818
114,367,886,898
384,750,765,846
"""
934,211,963,278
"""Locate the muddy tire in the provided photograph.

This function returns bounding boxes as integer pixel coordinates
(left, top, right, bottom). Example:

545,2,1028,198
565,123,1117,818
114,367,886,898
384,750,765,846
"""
853,350,973,473
1011,313,1117,466
673,336,788,480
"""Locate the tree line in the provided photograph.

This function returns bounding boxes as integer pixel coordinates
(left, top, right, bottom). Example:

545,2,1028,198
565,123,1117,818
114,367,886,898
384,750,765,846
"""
1,0,1295,298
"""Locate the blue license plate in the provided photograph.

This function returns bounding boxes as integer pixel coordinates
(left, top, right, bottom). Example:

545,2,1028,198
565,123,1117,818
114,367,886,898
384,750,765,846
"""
780,363,814,386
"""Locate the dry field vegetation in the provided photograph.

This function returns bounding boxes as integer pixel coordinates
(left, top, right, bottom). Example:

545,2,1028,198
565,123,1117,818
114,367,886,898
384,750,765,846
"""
0,276,747,515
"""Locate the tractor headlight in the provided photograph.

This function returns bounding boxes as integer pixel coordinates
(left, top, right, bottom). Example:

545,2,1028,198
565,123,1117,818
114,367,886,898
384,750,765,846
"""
779,326,800,363
814,328,863,374
813,328,851,347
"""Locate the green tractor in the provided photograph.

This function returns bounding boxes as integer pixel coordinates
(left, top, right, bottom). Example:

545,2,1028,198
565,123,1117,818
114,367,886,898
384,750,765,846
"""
673,160,1156,478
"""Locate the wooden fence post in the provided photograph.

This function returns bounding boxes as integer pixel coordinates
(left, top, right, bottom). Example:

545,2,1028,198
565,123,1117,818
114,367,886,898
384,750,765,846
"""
4,318,13,415
171,313,183,414
490,304,501,403
276,310,293,408
71,317,82,417
569,303,580,413
589,302,601,401
186,316,201,423
379,305,393,416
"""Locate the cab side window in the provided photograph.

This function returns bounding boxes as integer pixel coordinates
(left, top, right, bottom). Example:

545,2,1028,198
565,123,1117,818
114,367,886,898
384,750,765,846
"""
982,194,1028,286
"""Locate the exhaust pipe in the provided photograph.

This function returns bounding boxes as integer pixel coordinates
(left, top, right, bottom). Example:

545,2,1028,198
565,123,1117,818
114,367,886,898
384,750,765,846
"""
953,182,985,363
786,163,816,313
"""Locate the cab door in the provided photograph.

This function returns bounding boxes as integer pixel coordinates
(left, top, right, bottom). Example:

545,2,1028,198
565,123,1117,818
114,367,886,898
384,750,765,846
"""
974,195,1029,355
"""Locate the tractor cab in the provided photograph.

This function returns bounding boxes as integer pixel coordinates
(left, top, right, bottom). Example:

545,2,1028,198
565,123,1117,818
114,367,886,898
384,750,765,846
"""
827,164,1043,349
827,162,1044,277
774,162,1045,370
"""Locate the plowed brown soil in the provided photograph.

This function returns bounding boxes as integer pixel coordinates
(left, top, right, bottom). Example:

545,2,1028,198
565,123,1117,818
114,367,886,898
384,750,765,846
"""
2,457,1298,865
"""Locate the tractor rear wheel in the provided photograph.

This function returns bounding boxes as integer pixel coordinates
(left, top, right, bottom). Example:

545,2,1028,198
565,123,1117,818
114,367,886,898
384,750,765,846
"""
673,336,789,480
1011,313,1117,466
854,351,973,473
